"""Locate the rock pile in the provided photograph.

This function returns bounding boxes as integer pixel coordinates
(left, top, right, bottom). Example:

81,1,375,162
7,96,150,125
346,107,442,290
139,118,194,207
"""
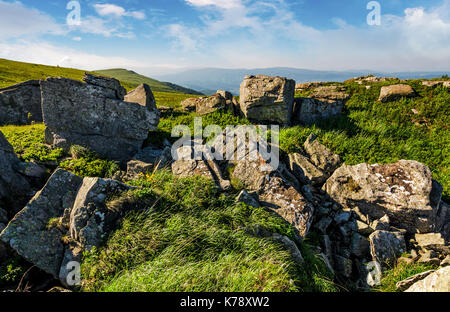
41,74,160,161
0,169,135,284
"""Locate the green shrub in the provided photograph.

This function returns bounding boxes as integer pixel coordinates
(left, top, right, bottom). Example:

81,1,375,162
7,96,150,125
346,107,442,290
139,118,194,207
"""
59,158,120,178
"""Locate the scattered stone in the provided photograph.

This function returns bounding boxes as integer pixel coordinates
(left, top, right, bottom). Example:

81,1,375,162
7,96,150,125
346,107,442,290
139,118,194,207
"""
127,160,153,178
415,233,445,249
181,93,232,116
239,75,295,125
124,83,157,111
417,251,441,266
405,266,450,292
378,84,416,103
356,220,374,235
334,255,352,278
288,153,327,185
422,81,445,88
0,80,42,125
236,190,260,208
324,160,442,234
304,134,341,175
41,74,160,161
396,270,435,291
369,230,406,265
17,162,46,179
271,233,304,265
351,232,370,258
440,255,450,267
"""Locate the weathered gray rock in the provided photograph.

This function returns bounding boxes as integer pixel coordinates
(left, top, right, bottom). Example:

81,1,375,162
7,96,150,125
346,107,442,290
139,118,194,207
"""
0,80,42,125
0,169,83,277
69,177,134,250
415,233,445,249
405,266,450,292
239,75,295,125
124,83,157,111
288,153,327,185
0,131,32,211
83,73,127,100
351,232,370,258
369,230,406,265
126,160,153,178
378,84,416,102
0,169,134,282
41,75,160,161
292,86,349,125
271,233,304,265
422,81,446,88
232,158,314,237
323,160,442,234
334,255,352,278
304,134,341,175
181,93,230,115
236,190,260,208
396,270,435,291
172,143,231,190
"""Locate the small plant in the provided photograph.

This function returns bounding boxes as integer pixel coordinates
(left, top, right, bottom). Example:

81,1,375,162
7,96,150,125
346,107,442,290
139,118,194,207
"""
70,145,96,160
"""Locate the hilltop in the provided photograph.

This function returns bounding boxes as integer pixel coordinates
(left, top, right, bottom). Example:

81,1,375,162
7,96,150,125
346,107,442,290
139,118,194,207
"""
0,59,201,95
96,68,203,95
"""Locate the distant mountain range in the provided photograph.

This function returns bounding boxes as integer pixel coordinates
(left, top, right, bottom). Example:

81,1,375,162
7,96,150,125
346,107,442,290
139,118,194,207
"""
154,67,450,95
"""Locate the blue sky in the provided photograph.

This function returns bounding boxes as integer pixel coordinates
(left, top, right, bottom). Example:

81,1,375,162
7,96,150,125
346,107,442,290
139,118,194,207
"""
0,0,449,75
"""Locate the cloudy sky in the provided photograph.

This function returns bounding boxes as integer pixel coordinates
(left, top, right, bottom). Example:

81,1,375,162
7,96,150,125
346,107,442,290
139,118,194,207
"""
0,0,449,75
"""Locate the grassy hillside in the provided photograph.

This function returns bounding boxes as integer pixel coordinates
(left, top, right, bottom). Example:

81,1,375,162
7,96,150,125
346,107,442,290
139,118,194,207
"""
0,58,90,89
96,68,203,95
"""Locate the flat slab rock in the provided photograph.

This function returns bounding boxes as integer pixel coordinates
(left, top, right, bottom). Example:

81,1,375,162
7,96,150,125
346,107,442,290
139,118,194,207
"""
405,266,450,292
41,74,160,161
323,160,442,234
0,169,134,282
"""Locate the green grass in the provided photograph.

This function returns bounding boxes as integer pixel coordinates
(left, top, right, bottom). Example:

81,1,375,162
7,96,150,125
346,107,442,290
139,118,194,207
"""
373,261,438,292
0,124,64,162
81,170,336,292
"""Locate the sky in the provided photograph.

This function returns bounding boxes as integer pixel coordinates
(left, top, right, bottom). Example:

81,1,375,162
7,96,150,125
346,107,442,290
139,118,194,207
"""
0,0,449,75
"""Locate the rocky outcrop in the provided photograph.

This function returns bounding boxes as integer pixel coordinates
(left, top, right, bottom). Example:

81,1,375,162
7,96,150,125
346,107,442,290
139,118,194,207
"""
396,270,435,291
124,83,157,111
304,134,341,175
295,82,327,90
422,81,450,88
405,266,450,292
239,75,295,125
378,84,416,103
0,80,43,125
41,74,160,161
0,130,32,213
323,160,442,234
346,76,397,85
0,169,134,283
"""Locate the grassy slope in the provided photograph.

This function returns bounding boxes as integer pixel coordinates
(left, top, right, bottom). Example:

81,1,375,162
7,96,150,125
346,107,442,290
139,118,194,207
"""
95,68,203,95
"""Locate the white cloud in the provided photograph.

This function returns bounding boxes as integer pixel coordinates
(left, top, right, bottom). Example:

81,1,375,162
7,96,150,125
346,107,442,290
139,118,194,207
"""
94,4,146,20
185,0,242,9
0,1,65,39
0,40,143,70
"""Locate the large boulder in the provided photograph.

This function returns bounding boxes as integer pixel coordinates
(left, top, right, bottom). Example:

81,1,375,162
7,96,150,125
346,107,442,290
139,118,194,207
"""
292,86,349,125
405,266,450,292
323,160,442,234
0,80,42,125
239,75,295,125
0,169,134,283
41,74,160,161
124,83,157,111
378,84,416,103
0,130,32,213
